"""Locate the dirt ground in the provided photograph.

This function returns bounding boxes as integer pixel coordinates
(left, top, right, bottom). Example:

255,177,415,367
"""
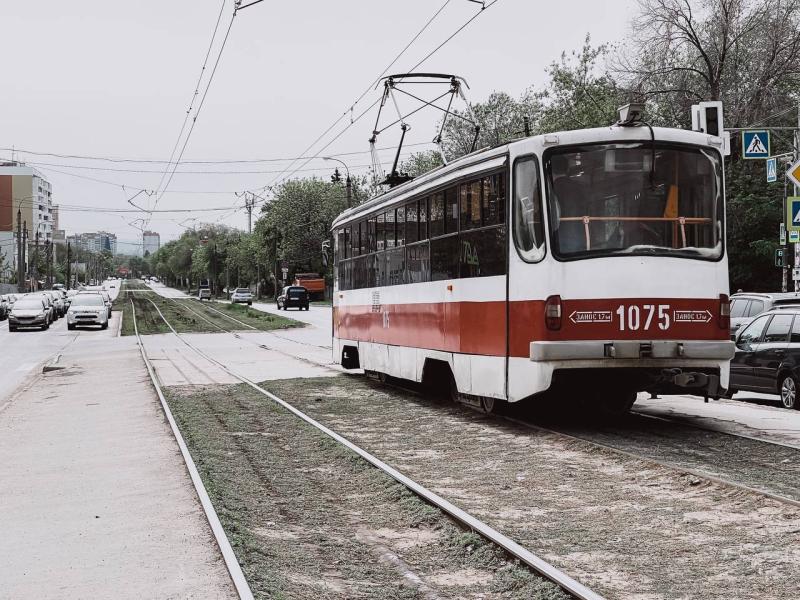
165,384,572,600
255,375,800,600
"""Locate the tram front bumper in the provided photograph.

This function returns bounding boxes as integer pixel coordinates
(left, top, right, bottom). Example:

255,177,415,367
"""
530,340,735,362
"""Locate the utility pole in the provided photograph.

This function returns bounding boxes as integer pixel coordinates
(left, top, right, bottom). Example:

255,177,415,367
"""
22,222,28,292
795,100,800,292
45,241,52,288
33,231,40,291
16,210,23,292
66,242,71,289
245,193,255,234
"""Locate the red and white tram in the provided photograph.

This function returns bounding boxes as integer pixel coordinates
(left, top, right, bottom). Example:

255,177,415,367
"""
331,124,735,413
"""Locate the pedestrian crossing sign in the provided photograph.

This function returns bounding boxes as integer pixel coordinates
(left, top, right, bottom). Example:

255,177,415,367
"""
787,197,800,232
767,157,778,183
742,130,770,159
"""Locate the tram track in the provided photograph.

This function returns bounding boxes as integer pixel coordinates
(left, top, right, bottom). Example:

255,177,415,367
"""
129,297,604,600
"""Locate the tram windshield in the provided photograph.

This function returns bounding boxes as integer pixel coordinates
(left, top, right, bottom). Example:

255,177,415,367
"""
545,143,723,260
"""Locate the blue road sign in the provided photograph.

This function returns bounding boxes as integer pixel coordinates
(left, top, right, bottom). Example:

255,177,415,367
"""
788,197,800,232
767,157,778,183
742,130,770,159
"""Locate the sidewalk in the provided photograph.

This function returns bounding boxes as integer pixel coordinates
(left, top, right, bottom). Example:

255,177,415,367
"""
0,335,235,599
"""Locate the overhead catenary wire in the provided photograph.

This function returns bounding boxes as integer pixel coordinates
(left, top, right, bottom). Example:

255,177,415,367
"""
153,0,228,197
267,0,500,192
259,0,454,193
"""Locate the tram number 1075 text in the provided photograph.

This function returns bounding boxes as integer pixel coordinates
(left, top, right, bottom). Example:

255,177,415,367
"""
615,304,670,331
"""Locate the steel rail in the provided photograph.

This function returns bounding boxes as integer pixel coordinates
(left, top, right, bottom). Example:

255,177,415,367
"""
139,297,604,600
502,415,800,509
130,299,254,600
631,409,800,452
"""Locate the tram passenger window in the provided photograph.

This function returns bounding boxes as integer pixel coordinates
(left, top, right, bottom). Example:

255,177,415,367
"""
406,201,418,244
337,229,346,261
407,242,430,284
419,197,428,240
351,224,360,257
396,207,405,247
459,227,506,279
483,173,506,226
387,247,405,286
367,217,376,253
513,156,545,262
431,235,459,281
376,213,386,251
430,193,444,237
376,252,387,287
344,227,351,260
445,187,458,234
460,181,482,230
385,210,396,248
359,221,367,255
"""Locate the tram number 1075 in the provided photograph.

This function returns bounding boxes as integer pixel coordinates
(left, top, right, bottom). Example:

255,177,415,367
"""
615,304,671,332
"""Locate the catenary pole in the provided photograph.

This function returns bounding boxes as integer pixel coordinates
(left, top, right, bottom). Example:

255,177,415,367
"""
795,101,800,292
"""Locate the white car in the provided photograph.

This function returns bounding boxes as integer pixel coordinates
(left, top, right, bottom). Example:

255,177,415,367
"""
231,288,253,305
77,290,112,318
67,294,109,330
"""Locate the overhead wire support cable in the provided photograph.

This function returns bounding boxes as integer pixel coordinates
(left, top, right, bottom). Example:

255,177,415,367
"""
154,0,228,197
260,0,453,192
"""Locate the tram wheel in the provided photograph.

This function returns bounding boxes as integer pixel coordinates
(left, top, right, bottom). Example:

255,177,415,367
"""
595,390,637,417
480,396,496,414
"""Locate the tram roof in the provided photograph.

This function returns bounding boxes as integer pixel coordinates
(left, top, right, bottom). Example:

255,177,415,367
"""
331,125,720,229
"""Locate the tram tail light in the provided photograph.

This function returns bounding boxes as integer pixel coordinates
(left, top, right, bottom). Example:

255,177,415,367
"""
718,294,730,329
545,295,563,331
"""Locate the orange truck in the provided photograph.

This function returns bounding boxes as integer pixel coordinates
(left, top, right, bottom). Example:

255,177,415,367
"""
293,273,325,300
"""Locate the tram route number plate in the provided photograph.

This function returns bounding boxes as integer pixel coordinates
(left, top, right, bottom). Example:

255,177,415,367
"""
570,304,713,332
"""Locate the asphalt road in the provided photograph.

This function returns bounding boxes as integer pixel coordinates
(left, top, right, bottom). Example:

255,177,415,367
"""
0,280,123,403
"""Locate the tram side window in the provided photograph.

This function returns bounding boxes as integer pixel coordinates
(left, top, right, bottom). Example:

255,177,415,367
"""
406,201,418,244
445,187,459,234
359,221,367,255
367,217,377,253
430,192,444,237
431,234,460,281
386,210,396,249
376,213,386,251
513,156,545,262
387,247,405,285
407,242,430,284
344,227,351,260
460,180,482,230
396,207,406,247
483,173,506,226
459,227,506,279
419,197,428,240
337,228,347,261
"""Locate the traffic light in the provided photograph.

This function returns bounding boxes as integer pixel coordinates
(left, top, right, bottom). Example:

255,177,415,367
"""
776,247,787,268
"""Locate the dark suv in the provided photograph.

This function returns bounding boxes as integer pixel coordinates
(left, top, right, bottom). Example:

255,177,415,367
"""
277,286,309,311
729,306,800,409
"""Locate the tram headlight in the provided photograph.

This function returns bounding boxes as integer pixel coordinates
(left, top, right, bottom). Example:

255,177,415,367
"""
545,295,563,331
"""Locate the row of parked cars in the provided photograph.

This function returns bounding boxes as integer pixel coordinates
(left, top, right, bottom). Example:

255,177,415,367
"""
1,285,113,332
729,292,800,410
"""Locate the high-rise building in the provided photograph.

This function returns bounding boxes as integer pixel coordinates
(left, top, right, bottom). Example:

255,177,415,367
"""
0,161,56,277
72,231,117,255
143,231,160,257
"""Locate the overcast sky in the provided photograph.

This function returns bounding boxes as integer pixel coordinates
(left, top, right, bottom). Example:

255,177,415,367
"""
1,0,634,251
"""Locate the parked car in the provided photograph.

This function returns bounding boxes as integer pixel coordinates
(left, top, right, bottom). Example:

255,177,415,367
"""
44,290,66,317
29,293,55,324
0,295,9,321
67,294,109,330
730,292,800,338
277,286,309,311
8,297,50,331
729,306,800,409
198,286,212,301
231,287,253,305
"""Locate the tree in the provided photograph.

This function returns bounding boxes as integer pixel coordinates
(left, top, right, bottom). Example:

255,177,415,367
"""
398,150,444,178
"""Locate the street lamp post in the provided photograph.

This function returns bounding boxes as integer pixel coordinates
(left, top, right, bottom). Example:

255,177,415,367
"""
323,156,352,208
